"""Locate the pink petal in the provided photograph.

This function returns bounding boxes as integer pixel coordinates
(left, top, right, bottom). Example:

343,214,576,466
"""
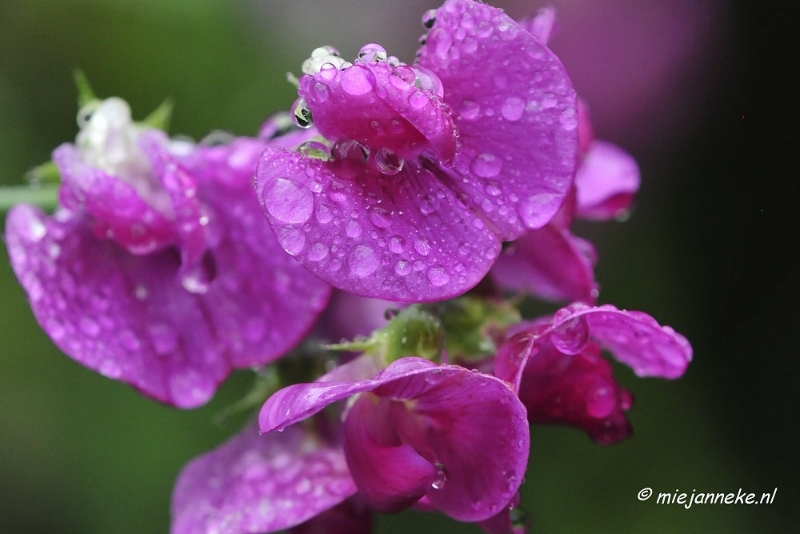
255,147,500,302
171,422,356,534
574,140,640,220
491,224,598,304
54,143,176,255
519,6,559,45
299,62,458,164
418,0,578,238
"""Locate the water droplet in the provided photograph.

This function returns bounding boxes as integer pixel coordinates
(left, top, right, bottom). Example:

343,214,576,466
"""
299,141,331,161
134,284,148,300
411,66,444,97
427,27,452,59
408,90,429,110
346,220,362,238
149,322,178,355
485,180,502,196
291,97,313,128
551,316,590,355
307,242,329,262
413,259,426,271
586,384,616,418
349,245,378,277
369,207,392,228
395,259,412,276
431,463,448,490
542,92,557,109
263,178,314,224
375,148,404,175
332,139,369,162
427,266,450,286
501,97,525,121
414,238,431,256
276,228,306,256
356,43,387,63
389,235,405,253
422,9,437,28
340,66,374,95
462,36,478,54
316,204,333,223
510,506,532,533
470,153,503,178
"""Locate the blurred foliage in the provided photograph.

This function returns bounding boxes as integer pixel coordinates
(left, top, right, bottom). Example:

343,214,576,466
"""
0,0,796,533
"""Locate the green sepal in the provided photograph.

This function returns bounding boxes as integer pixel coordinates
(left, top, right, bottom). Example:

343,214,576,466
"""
140,98,175,132
25,161,61,186
213,366,280,427
326,305,444,365
435,296,521,362
73,69,99,108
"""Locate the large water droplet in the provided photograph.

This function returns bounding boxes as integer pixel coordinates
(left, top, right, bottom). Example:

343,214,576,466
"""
299,141,331,161
427,266,450,287
276,228,306,256
586,384,616,418
414,238,431,256
375,148,404,175
551,316,590,355
501,97,525,121
431,463,448,490
307,242,329,262
356,43,387,63
389,235,405,253
316,204,333,223
263,178,314,224
332,139,369,162
346,220,362,238
395,259,412,276
369,207,392,228
291,97,313,128
180,255,217,294
349,245,379,277
340,66,375,95
470,153,503,178
411,66,444,97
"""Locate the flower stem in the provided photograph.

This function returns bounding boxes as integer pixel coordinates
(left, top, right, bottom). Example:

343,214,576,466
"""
0,185,59,212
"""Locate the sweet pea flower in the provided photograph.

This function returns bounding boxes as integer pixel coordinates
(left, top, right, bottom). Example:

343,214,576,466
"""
494,303,691,444
259,357,530,523
491,8,640,304
256,0,578,302
5,99,330,407
171,422,358,534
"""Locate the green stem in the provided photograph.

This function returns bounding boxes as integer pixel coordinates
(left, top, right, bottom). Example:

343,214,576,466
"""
0,185,59,212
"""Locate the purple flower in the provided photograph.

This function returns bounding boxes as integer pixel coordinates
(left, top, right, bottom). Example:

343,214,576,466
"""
494,303,692,444
259,357,529,523
255,0,578,302
5,98,331,407
491,10,640,304
171,422,356,534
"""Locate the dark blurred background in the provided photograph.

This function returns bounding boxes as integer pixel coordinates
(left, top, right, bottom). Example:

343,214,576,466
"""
1,0,797,532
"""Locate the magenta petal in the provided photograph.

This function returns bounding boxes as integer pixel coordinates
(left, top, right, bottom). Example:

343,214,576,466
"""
519,342,633,444
519,6,558,45
419,0,578,239
259,358,439,433
53,143,176,255
491,224,598,304
366,367,528,522
574,141,640,220
255,147,500,302
171,423,356,534
5,205,227,407
344,395,437,512
300,63,458,163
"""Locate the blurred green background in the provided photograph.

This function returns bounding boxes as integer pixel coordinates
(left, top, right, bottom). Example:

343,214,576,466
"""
1,0,797,533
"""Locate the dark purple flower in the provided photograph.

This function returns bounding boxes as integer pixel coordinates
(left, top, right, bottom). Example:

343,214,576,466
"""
494,303,691,443
255,0,578,302
5,98,331,407
259,357,529,523
171,422,356,534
